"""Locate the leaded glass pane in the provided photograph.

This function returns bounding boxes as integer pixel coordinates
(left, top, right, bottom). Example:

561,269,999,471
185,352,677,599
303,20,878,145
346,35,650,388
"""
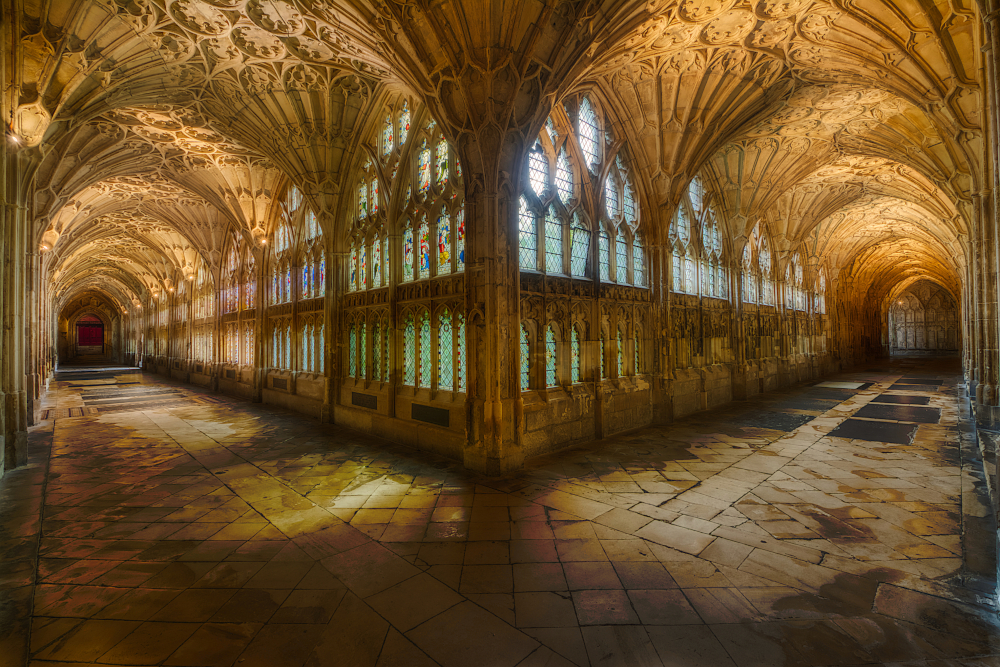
358,244,367,290
418,216,431,279
600,333,606,380
371,178,379,215
599,230,610,281
685,256,696,294
456,207,466,272
528,145,547,196
438,210,451,275
689,176,704,217
518,197,537,270
436,137,449,188
306,209,318,239
402,227,414,282
634,331,640,374
520,325,530,390
399,102,410,146
633,240,645,287
702,260,711,296
382,237,389,283
318,256,326,293
617,329,624,376
419,313,431,387
616,229,628,283
382,115,393,156
439,311,453,390
418,141,431,194
350,247,357,291
556,148,573,205
403,316,415,385
372,322,382,381
605,175,619,218
360,323,366,378
301,262,309,298
570,216,589,277
545,326,557,387
349,324,356,376
319,323,325,372
358,182,367,220
545,207,562,274
457,315,466,392
623,177,637,224
545,116,556,144
578,96,599,170
571,327,580,383
717,266,727,299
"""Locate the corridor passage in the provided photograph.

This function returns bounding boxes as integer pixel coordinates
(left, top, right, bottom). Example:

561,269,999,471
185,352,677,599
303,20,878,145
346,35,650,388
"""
1,358,998,667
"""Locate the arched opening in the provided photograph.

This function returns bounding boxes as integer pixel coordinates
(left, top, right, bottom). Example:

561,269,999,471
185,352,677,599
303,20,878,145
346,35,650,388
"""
888,280,960,355
75,314,105,356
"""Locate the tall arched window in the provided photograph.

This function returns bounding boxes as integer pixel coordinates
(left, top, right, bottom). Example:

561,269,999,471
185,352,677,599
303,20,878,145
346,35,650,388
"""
571,326,581,383
520,325,530,391
372,321,382,381
545,326,557,387
418,312,431,388
439,309,453,390
742,224,761,304
457,314,466,392
403,314,415,385
815,269,828,314
616,328,624,377
349,323,357,377
759,236,774,306
671,176,727,298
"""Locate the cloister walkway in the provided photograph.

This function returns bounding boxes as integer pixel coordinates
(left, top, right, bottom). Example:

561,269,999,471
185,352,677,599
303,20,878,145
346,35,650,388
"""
0,357,997,666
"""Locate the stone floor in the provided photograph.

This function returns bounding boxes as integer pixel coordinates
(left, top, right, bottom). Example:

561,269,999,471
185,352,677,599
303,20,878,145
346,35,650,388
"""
1,357,998,667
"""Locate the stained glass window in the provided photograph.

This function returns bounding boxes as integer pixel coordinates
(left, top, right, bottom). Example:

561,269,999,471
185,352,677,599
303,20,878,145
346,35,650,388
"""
599,229,610,281
350,247,357,291
438,209,451,275
518,197,537,270
634,331,640,374
570,215,589,277
382,114,393,156
571,326,580,383
371,178,379,215
556,148,573,205
360,323,366,379
306,209,319,239
358,182,367,220
372,239,382,287
520,325,530,391
578,96,599,170
439,310,453,390
245,324,254,365
402,226,414,282
616,229,628,283
457,314,466,392
617,329,624,376
372,322,382,381
349,324,357,376
436,137,449,188
418,216,430,279
403,314,415,385
545,326,557,387
382,237,389,284
319,322,325,372
418,313,431,387
528,144,547,196
545,207,562,274
301,262,309,298
358,244,367,290
288,185,303,212
272,268,279,305
404,184,411,207
605,175,619,218
418,140,431,194
318,256,326,294
633,238,645,287
456,207,466,272
599,332,606,380
399,102,410,146
623,177,637,225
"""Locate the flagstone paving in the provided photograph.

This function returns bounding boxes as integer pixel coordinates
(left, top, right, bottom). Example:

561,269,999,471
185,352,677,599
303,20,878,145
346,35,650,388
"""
1,357,997,666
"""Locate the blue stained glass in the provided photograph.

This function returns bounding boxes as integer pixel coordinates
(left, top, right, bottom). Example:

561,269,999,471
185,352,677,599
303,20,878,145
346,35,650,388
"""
403,227,414,282
350,248,357,291
359,244,367,290
418,216,430,279
456,207,465,271
419,313,431,387
318,257,325,294
302,263,309,297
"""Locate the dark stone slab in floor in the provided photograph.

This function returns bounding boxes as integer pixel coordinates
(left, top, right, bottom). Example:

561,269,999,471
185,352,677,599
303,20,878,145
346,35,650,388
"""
890,383,940,392
900,377,944,384
802,388,856,401
828,419,917,445
761,398,842,412
731,411,815,432
853,403,941,424
871,394,931,405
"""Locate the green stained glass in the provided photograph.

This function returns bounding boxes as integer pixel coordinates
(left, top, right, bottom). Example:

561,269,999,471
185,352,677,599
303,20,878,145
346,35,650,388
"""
545,326,556,387
616,229,628,283
372,322,381,380
402,227,414,282
571,327,580,383
349,324,356,377
419,313,431,387
545,207,562,274
520,325,530,390
518,197,536,270
457,314,466,392
436,137,449,187
360,323,366,378
358,182,367,220
570,215,589,277
599,230,610,281
617,329,624,376
403,315,415,385
439,310,453,390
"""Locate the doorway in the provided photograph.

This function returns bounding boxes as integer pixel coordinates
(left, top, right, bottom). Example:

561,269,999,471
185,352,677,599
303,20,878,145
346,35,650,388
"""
76,314,104,355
